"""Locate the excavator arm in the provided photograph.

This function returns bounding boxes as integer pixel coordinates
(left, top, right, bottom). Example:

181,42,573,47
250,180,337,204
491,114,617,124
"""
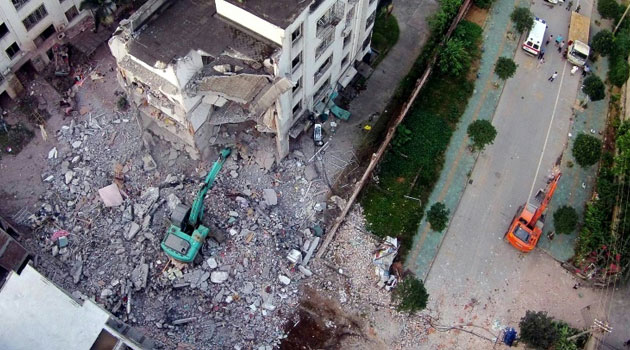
530,173,561,225
187,148,232,226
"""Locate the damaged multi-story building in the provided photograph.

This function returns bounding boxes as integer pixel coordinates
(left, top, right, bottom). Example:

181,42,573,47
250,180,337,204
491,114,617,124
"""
109,0,378,159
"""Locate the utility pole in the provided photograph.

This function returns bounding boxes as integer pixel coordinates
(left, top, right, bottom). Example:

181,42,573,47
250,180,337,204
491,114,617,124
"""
614,4,630,34
567,319,612,350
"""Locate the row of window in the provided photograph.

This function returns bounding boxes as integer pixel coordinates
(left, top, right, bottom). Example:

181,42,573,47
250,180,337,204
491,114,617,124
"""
2,6,80,61
12,0,66,11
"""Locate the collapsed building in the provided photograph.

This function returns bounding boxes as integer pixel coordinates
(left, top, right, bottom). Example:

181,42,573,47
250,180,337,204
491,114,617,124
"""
109,0,378,159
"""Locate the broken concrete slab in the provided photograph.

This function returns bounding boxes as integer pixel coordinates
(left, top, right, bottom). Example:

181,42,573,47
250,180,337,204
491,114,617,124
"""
125,222,141,240
278,275,290,285
142,154,157,171
262,189,277,206
131,262,149,290
210,271,229,284
98,184,124,207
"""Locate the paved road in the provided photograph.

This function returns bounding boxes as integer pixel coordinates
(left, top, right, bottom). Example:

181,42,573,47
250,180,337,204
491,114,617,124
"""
423,0,612,347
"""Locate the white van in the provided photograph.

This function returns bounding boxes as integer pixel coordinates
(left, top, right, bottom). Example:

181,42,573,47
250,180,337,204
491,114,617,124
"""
522,17,547,56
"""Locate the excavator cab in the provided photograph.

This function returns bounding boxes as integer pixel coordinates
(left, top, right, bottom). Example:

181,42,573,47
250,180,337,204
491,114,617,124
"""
506,173,561,252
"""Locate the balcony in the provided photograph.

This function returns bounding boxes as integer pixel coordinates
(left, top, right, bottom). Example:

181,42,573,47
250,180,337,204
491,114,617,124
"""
314,56,332,84
315,32,333,59
316,0,343,39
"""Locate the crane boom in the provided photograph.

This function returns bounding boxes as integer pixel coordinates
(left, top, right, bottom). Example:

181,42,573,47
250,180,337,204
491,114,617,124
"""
529,173,561,226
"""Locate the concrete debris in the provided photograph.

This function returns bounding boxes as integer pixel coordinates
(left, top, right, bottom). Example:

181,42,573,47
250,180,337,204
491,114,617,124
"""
210,271,229,284
262,189,278,206
304,164,318,181
302,236,320,267
21,83,333,349
98,183,124,207
278,275,291,285
125,222,141,240
206,257,218,269
142,154,157,171
373,236,399,291
48,147,58,159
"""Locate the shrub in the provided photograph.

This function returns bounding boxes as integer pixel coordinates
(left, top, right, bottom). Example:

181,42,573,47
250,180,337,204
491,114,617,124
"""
582,75,606,101
427,202,450,232
608,58,630,87
473,0,495,9
519,311,559,349
554,206,579,234
510,7,534,34
597,0,623,20
439,38,471,77
453,20,484,51
494,57,518,80
572,133,602,167
467,119,497,151
393,276,429,314
591,30,615,56
392,124,412,148
117,96,129,110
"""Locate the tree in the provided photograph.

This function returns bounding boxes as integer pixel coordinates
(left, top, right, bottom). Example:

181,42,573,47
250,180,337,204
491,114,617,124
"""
582,75,606,101
591,30,615,56
511,7,534,34
597,0,623,20
392,276,429,314
427,202,450,232
572,133,602,167
554,206,579,234
467,119,497,151
608,58,630,87
473,0,495,9
80,0,116,32
439,38,471,77
519,311,559,349
494,57,517,80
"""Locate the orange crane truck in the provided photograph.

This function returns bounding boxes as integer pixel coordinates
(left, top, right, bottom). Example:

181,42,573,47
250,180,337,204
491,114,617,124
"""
505,173,561,252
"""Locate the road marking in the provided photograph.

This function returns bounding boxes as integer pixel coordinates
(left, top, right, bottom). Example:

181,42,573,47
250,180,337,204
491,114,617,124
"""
527,62,568,200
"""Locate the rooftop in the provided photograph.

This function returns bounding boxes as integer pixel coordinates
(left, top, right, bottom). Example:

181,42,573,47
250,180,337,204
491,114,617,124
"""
223,0,313,28
127,0,277,67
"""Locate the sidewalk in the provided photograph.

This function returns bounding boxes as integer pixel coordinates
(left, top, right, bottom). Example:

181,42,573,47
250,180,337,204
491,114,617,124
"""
315,0,439,182
537,8,610,262
405,0,524,279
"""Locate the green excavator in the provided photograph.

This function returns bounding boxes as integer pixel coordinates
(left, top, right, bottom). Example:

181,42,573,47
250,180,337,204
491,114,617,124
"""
161,148,231,263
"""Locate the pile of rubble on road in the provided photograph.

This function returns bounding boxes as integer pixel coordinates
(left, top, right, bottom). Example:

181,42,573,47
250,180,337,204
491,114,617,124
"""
17,100,337,348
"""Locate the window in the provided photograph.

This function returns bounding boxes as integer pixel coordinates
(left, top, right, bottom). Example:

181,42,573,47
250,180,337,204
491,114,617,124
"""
314,55,332,83
343,33,352,48
65,6,79,22
369,0,376,4
341,53,349,68
12,0,30,11
292,100,302,116
316,31,334,59
362,35,371,51
314,77,330,103
0,24,8,39
6,42,20,59
292,77,302,94
365,11,376,29
291,52,302,72
291,24,302,44
23,4,48,31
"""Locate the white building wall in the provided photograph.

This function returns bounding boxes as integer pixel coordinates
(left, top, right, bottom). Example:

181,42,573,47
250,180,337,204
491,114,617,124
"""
0,0,88,97
215,0,284,45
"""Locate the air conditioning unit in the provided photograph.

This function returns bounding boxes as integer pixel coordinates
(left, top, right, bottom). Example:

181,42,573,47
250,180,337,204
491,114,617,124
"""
57,32,66,40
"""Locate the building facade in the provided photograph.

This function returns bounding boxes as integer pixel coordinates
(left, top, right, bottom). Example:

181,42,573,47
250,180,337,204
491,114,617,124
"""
109,0,377,160
0,0,89,100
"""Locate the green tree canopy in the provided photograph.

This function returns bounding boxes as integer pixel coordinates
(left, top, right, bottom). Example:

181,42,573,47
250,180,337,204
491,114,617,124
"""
519,311,559,349
393,276,429,314
439,38,471,77
572,133,602,167
427,202,450,232
591,30,615,56
467,119,497,151
582,75,606,101
510,7,534,34
554,206,579,234
494,57,518,80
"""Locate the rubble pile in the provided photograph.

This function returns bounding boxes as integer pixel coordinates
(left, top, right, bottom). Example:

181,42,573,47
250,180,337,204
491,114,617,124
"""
20,101,334,348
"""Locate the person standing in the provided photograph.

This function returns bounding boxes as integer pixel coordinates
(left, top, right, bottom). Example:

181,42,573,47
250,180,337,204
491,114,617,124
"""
582,64,591,77
548,71,558,82
546,34,553,46
537,58,545,69
558,41,565,53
